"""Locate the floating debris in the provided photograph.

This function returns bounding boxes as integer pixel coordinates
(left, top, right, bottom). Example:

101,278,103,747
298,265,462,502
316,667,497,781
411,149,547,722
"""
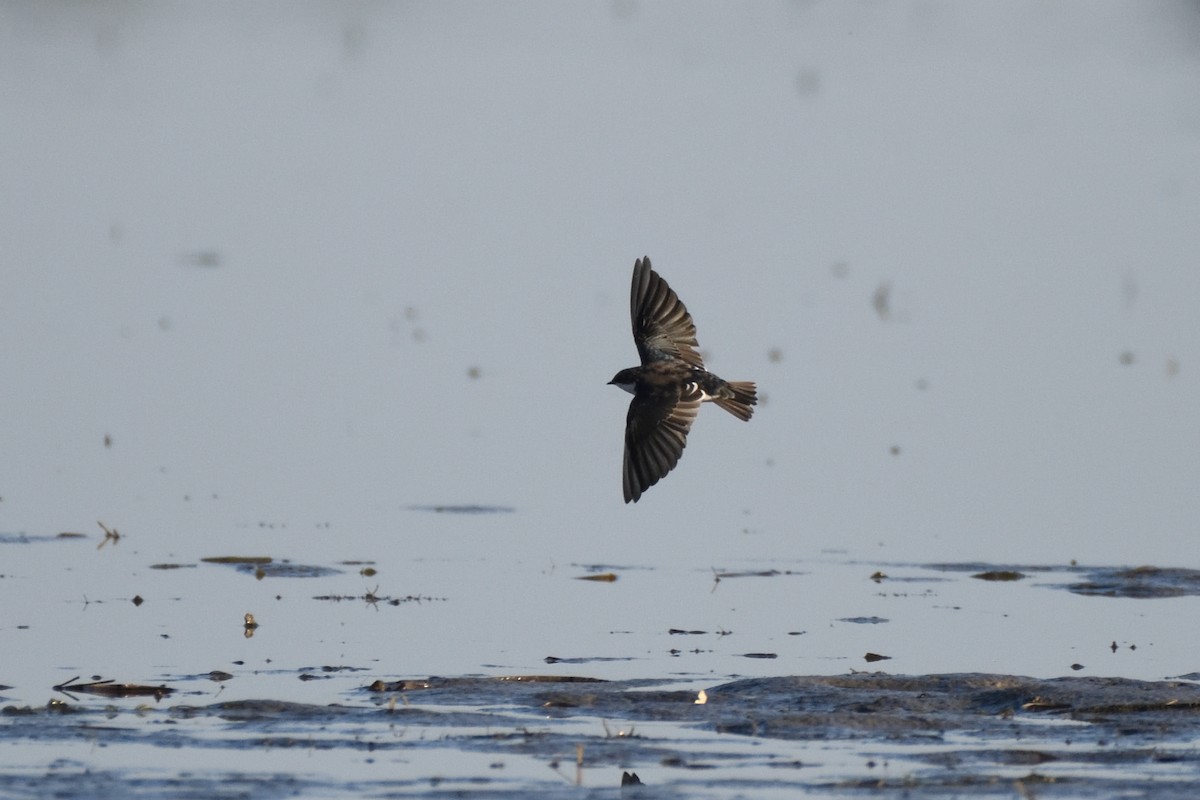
53,676,173,701
714,569,790,579
576,572,618,582
1023,696,1072,713
312,591,442,606
202,556,272,565
97,521,120,549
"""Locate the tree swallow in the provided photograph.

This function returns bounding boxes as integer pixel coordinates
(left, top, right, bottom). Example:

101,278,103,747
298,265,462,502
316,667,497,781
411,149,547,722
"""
609,257,757,503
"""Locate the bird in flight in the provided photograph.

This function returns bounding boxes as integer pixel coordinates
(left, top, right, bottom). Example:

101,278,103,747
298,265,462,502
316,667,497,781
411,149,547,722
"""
609,257,757,503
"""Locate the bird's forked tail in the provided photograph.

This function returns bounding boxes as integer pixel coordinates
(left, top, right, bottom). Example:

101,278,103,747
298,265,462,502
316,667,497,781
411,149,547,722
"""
712,381,757,421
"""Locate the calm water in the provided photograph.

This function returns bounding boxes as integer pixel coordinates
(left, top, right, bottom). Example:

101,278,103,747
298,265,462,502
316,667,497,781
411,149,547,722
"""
3,526,1200,797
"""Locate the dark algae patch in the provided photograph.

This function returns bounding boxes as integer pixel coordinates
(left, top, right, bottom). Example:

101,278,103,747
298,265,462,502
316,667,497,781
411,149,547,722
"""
699,673,1200,738
5,671,1200,797
201,556,341,579
1066,566,1200,598
6,553,1200,797
973,570,1026,581
928,562,1200,598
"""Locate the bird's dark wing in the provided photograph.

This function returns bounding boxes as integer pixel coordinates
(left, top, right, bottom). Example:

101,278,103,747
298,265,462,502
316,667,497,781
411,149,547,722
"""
622,384,703,503
630,257,704,368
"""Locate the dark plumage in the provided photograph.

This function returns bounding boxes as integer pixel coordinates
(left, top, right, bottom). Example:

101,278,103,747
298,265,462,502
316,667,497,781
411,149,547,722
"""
608,257,757,503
